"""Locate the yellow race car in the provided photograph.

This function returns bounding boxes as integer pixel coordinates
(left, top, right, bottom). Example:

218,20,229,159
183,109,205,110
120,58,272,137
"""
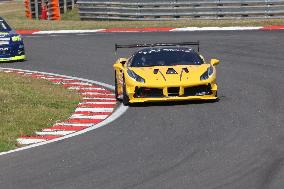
113,42,220,105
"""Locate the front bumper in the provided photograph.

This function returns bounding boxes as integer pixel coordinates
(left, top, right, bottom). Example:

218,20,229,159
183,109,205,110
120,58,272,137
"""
0,55,26,62
129,94,217,103
0,42,25,62
126,79,218,103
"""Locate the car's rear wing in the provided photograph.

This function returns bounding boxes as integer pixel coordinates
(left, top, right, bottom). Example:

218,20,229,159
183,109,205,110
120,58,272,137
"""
115,41,200,52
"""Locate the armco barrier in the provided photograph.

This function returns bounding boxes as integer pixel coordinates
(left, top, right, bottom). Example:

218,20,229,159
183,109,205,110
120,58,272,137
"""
77,0,284,20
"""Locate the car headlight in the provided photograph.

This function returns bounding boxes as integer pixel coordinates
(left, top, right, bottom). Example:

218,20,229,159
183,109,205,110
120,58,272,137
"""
200,65,214,80
11,35,22,42
127,69,145,83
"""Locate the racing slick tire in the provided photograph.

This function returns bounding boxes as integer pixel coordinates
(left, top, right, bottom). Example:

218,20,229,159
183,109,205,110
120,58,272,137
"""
114,71,120,101
214,91,219,102
122,76,130,106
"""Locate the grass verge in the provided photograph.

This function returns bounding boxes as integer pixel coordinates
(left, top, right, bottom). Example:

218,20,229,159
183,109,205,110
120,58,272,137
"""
1,1,284,30
0,72,80,152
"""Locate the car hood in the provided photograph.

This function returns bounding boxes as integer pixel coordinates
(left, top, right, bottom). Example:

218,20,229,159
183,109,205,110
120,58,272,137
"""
130,64,210,85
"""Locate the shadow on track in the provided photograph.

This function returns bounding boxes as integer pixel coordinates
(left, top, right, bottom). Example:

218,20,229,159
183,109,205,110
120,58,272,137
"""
127,97,223,107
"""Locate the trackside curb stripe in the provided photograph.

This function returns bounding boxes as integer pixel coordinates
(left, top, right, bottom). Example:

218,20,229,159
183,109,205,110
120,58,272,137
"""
16,26,284,35
10,71,116,144
0,68,128,156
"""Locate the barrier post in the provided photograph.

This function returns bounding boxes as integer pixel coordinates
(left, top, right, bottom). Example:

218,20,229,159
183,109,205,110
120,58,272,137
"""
34,0,39,19
64,0,67,13
71,0,74,9
48,0,61,20
24,0,32,18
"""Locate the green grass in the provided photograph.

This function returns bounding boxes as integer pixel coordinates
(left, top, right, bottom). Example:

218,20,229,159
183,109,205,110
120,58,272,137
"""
1,1,284,30
0,72,80,152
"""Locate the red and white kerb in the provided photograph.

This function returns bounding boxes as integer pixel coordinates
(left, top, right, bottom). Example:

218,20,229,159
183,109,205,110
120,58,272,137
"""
0,68,118,145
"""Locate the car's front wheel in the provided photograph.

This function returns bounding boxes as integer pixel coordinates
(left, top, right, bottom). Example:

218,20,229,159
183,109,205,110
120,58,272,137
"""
114,71,120,101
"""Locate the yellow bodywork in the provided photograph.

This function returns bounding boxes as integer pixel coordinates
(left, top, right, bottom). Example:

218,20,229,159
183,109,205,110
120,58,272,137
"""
0,55,26,62
114,58,219,104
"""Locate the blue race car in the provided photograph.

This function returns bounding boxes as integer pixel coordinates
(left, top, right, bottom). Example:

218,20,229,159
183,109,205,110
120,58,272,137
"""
0,17,25,62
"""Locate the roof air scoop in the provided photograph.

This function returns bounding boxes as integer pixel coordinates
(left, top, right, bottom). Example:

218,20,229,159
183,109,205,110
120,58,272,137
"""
183,68,189,73
153,69,159,74
166,68,178,74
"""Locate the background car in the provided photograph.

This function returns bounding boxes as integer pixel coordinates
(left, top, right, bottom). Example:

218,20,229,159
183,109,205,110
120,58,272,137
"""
113,42,220,105
0,17,25,62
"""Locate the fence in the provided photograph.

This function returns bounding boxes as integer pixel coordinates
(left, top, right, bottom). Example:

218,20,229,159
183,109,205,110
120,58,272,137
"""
24,0,75,20
77,0,284,20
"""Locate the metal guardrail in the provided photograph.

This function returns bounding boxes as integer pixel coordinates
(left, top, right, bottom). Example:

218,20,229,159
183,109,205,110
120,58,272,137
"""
77,0,284,20
59,0,75,13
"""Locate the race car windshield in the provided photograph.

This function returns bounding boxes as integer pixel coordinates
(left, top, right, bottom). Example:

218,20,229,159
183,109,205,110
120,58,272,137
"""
130,47,204,67
0,20,12,32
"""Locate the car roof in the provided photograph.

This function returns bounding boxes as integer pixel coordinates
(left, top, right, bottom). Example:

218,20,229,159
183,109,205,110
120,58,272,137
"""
135,46,194,54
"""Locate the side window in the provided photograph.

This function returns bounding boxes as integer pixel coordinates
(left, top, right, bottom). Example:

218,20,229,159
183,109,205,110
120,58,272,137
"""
128,55,134,67
0,22,6,30
0,21,11,31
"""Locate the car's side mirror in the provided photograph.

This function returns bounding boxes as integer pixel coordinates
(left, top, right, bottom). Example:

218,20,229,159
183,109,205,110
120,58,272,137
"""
113,58,127,69
210,59,220,66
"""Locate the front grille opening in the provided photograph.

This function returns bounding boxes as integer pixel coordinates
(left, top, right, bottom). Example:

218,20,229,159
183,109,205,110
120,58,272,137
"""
134,87,164,98
184,85,212,96
168,87,180,96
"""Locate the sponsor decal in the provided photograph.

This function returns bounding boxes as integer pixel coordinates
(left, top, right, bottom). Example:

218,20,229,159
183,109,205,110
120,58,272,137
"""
0,47,8,50
0,33,9,37
0,41,9,45
0,37,10,41
11,35,21,42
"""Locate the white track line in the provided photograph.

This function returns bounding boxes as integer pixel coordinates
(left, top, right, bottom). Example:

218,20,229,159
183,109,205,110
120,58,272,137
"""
0,68,128,156
82,97,116,100
81,92,114,95
55,123,95,127
64,82,93,86
170,26,262,32
79,101,116,105
75,107,113,112
70,114,109,119
33,29,105,34
68,87,105,90
36,131,75,136
17,138,47,145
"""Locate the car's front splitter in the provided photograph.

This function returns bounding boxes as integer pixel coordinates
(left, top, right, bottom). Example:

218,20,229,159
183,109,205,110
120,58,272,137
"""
0,55,26,62
129,93,218,103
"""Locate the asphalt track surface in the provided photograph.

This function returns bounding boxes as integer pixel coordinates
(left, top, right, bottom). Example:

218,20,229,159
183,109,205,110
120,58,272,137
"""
0,31,283,189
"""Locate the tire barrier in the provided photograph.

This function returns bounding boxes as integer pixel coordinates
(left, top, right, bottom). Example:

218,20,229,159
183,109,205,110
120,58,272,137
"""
24,0,75,20
77,0,284,20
